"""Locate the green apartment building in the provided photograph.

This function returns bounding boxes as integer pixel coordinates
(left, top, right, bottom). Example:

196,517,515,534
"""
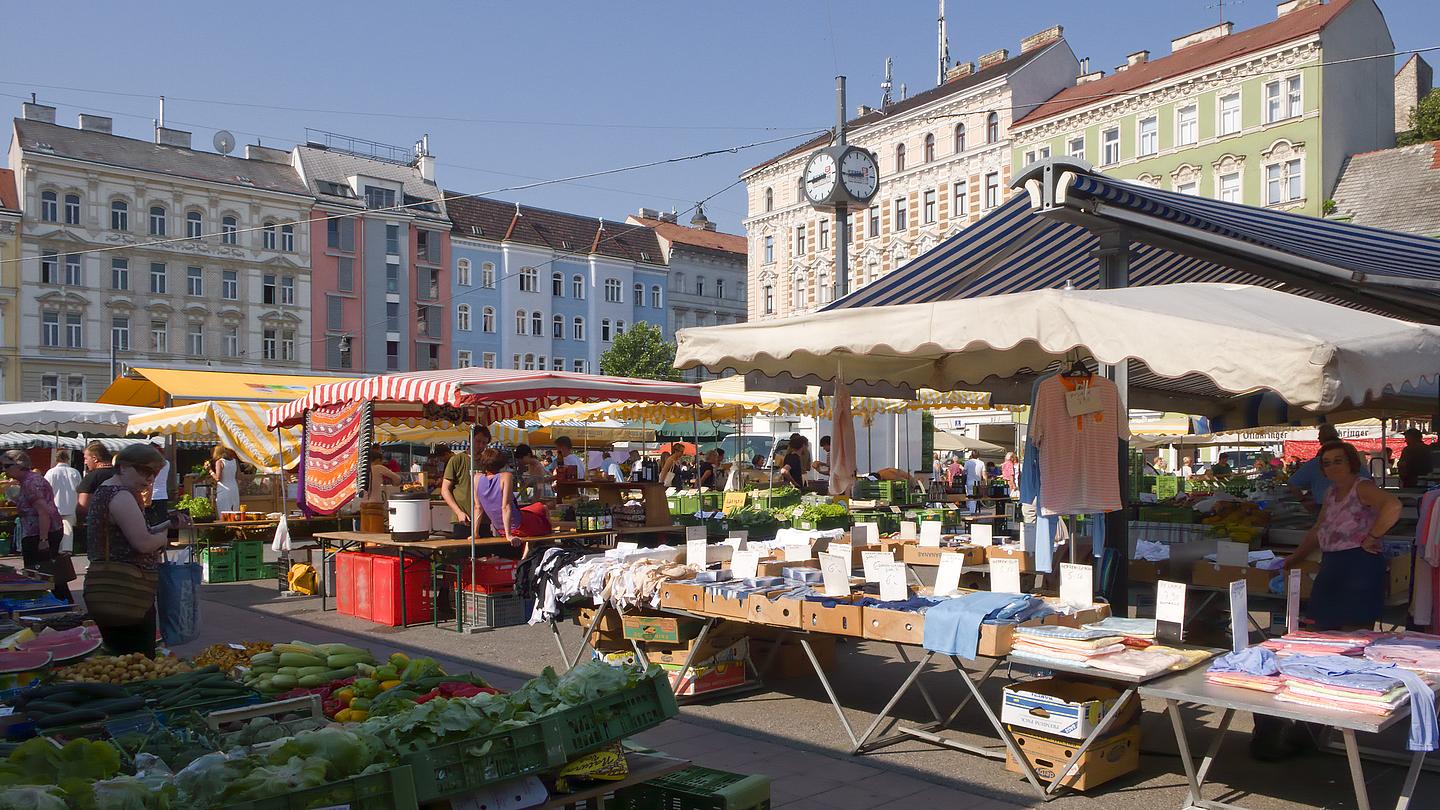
1011,0,1396,218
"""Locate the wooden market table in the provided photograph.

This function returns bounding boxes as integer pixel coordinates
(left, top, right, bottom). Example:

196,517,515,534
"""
1139,665,1434,810
554,480,672,527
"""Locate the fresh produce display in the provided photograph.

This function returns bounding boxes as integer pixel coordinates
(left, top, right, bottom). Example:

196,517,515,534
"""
0,738,124,809
174,494,215,522
16,627,104,664
241,641,377,695
214,713,327,748
0,650,51,674
124,667,257,713
13,681,145,729
777,500,850,525
111,721,219,772
191,641,272,672
56,654,192,685
724,505,781,536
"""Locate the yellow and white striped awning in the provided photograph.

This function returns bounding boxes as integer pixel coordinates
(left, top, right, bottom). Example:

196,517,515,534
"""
128,401,303,473
537,387,995,425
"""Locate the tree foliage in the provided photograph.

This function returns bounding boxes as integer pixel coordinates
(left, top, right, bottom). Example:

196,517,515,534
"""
598,321,680,381
1399,88,1440,146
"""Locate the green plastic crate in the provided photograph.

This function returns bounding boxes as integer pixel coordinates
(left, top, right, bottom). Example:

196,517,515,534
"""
849,511,900,534
235,541,265,564
615,765,772,810
237,559,273,581
226,765,418,810
404,722,562,801
1137,505,1198,524
545,671,679,761
200,547,237,583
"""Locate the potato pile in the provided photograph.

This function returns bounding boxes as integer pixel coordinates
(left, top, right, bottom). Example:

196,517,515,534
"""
193,641,273,671
56,653,192,684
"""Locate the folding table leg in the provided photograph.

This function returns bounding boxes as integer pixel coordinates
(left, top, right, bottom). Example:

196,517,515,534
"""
851,651,935,754
799,636,861,749
1394,750,1426,810
569,605,610,670
937,657,1001,729
550,620,569,662
1166,698,1210,808
895,644,945,724
946,654,1047,799
661,618,716,694
1194,707,1233,791
1043,687,1136,796
1342,729,1374,810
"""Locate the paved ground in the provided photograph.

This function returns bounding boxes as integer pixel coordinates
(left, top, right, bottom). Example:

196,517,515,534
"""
151,578,1439,810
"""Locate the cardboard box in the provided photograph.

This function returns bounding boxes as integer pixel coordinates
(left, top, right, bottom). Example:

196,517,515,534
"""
878,537,916,553
658,581,709,613
705,589,752,620
622,613,704,644
744,593,803,628
902,544,986,567
1046,600,1113,628
987,544,1036,573
860,607,925,644
751,634,836,678
644,634,749,667
574,606,624,640
1389,552,1413,600
1128,559,1167,584
661,659,748,696
1001,678,1136,740
801,599,865,637
1006,724,1140,791
757,558,816,577
976,622,1022,658
1191,560,1317,598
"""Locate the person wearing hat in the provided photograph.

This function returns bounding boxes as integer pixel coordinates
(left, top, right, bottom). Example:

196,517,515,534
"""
1397,428,1434,488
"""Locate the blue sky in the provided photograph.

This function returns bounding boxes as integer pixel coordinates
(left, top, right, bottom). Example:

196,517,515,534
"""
2,1,1434,232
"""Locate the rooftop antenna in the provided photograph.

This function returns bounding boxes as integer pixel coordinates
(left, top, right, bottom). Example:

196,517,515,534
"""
881,57,893,107
1206,0,1242,22
937,0,950,85
158,95,165,128
900,83,908,100
514,202,522,217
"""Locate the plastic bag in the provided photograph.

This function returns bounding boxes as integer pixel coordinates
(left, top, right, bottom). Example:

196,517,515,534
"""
271,515,292,553
287,563,317,596
157,558,202,646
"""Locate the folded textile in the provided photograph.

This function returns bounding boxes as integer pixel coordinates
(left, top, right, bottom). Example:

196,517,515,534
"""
1277,654,1438,752
1366,636,1440,674
1088,649,1182,677
1261,639,1367,657
922,592,1041,659
1209,647,1280,676
1274,691,1398,717
1132,540,1170,562
1284,680,1408,708
1013,635,1125,655
854,596,939,612
1010,649,1097,669
1206,672,1284,692
1203,550,1276,565
1149,646,1215,671
1015,625,1120,642
1012,642,1126,662
1083,617,1157,638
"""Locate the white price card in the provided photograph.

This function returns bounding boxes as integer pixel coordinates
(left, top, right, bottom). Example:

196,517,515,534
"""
1059,563,1093,609
731,550,761,580
877,561,908,602
1286,568,1302,635
725,531,748,550
852,522,878,546
686,538,708,568
783,544,813,562
1229,579,1249,654
615,541,640,552
818,552,852,598
862,550,894,583
970,522,993,547
685,525,708,543
919,521,943,547
989,557,1022,594
1064,384,1104,416
827,542,852,567
1214,541,1249,568
1155,580,1188,625
899,520,918,540
934,552,965,597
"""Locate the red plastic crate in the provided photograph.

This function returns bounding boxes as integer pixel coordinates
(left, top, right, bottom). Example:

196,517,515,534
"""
335,551,364,618
459,558,517,590
352,552,375,621
370,555,433,627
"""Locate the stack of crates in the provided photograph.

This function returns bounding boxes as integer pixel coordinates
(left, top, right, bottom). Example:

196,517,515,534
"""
200,546,237,583
236,541,269,581
854,480,908,503
615,765,771,810
458,558,525,631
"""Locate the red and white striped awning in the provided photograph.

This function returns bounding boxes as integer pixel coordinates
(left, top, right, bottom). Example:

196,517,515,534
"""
266,368,702,429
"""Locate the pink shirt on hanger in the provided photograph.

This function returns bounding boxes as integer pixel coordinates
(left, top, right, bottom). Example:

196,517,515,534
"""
1030,374,1127,516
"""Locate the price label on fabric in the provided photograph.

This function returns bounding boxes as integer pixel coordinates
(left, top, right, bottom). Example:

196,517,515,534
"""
1229,579,1249,654
919,521,943,547
784,544,812,562
1286,568,1302,635
990,557,1022,594
1154,475,1179,500
862,550,894,582
1059,563,1093,609
1064,384,1104,417
616,541,639,552
970,522,993,546
899,520,918,540
731,550,760,580
686,538,709,568
827,542,852,566
1214,541,1249,568
877,561,908,601
935,552,965,597
723,492,747,512
724,531,748,551
1155,580,1187,625
852,522,878,545
818,552,851,598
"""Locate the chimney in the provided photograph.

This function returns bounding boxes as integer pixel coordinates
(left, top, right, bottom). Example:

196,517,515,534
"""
77,114,112,134
155,126,192,149
1077,71,1107,84
417,154,436,183
1277,0,1323,17
1172,22,1233,53
637,207,660,219
1020,25,1063,54
977,48,1009,69
21,103,55,123
945,61,974,81
1079,57,1090,74
1127,50,1150,67
856,104,874,116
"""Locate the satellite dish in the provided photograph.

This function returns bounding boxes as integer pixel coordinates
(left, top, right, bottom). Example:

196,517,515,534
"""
213,130,236,155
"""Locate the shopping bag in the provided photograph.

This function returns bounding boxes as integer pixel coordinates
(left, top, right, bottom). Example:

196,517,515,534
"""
271,514,292,553
157,557,203,646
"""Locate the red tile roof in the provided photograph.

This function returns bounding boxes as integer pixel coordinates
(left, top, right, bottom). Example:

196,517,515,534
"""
1014,0,1352,126
446,193,664,265
630,216,747,257
0,169,18,213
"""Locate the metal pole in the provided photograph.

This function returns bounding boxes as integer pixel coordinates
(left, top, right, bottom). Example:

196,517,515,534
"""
835,76,850,299
1096,228,1130,614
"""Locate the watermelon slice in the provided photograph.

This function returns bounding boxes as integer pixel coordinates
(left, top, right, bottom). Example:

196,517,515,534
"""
0,650,51,673
20,626,95,648
24,637,101,663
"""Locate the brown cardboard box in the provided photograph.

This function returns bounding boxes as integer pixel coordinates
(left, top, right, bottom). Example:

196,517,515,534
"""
879,537,916,553
744,593,804,628
902,544,986,567
1192,560,1317,598
659,581,709,613
861,606,925,644
752,634,836,678
977,622,1021,657
705,589,751,620
1045,600,1113,628
1190,561,1247,589
987,544,1036,572
643,624,750,666
660,660,749,696
757,558,817,577
622,613,704,644
801,599,865,637
574,606,624,640
1128,559,1167,583
1005,725,1140,791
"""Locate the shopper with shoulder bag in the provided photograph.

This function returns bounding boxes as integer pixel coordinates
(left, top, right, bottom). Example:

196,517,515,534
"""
3,450,73,602
84,444,170,657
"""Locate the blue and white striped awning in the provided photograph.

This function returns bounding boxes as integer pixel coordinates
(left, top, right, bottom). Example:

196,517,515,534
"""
825,168,1440,323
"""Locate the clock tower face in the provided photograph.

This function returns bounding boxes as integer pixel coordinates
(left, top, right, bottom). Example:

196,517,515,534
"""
802,151,838,205
839,147,879,203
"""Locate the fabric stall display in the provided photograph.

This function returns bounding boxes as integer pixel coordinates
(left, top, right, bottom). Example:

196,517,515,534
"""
1207,646,1285,693
1261,629,1387,657
1084,617,1156,638
1133,540,1170,563
1088,648,1184,678
1146,645,1214,671
922,592,1052,660
520,547,591,624
1010,625,1124,668
302,400,371,515
525,548,698,624
1414,489,1440,627
1365,634,1440,674
1276,654,1437,752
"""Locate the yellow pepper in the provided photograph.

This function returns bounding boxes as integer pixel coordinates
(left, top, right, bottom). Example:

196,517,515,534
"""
334,687,355,705
380,679,403,691
348,709,368,721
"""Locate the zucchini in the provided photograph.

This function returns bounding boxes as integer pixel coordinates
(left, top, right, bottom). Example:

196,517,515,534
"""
325,653,368,669
278,653,325,669
296,666,330,678
316,643,370,657
269,674,298,689
24,700,75,716
35,708,106,728
86,696,147,714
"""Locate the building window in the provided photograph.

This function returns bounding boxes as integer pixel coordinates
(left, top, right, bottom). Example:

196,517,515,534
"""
66,313,82,348
40,191,57,222
551,357,563,371
1219,92,1241,135
642,285,657,309
763,284,775,315
367,187,396,210
41,374,59,400
819,219,829,250
764,187,773,212
262,222,276,249
222,270,238,300
792,274,807,311
984,173,1000,208
762,236,774,264
111,316,129,351
187,323,203,356
986,112,1000,143
455,349,472,368
221,216,237,244
817,272,831,305
569,274,583,298
1138,116,1158,156
615,320,624,335
149,206,166,236
531,311,543,336
262,328,277,361
417,229,439,263
327,296,345,330
894,197,907,230
281,329,295,361
110,200,128,231
520,267,537,292
952,180,968,217
1177,104,1198,145
280,275,295,305
922,189,936,224
64,194,80,225
64,254,82,286
1101,127,1120,165
473,305,491,333
515,309,526,335
716,278,725,299
151,320,167,353
894,143,906,173
281,224,294,252
40,255,57,285
457,304,472,331
549,271,562,297
1265,158,1303,205
1176,181,1199,196
868,205,879,237
262,274,276,304
633,282,644,305
384,224,400,255
604,278,622,302
64,375,84,400
457,258,472,286
334,336,351,369
1264,76,1302,124
41,312,58,347
482,352,496,369
326,218,354,251
573,359,586,374
186,266,203,296
954,123,966,153
386,341,399,371
110,258,128,291
795,225,806,256
553,314,564,339
923,133,935,163
695,276,705,296
186,211,202,239
1067,136,1085,160
573,316,585,341
1219,172,1241,203
385,263,399,293
601,318,612,342
337,258,353,292
150,263,167,294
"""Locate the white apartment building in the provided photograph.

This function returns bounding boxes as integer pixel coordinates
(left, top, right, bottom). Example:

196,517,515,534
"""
740,26,1078,320
7,103,314,400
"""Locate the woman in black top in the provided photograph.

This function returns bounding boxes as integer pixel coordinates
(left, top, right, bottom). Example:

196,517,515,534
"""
697,450,718,489
782,436,808,489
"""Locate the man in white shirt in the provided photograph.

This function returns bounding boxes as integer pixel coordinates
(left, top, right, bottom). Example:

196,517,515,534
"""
44,449,81,553
555,436,586,479
149,440,171,511
964,451,988,513
600,452,624,481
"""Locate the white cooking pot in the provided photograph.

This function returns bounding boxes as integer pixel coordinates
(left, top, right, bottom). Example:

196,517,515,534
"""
387,492,432,541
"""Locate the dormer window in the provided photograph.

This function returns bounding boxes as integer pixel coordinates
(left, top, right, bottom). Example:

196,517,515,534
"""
365,186,396,209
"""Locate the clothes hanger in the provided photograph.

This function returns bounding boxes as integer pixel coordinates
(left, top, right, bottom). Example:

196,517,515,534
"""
1061,348,1092,378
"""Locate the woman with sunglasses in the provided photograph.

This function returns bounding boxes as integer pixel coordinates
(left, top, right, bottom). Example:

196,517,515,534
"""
1284,440,1401,630
2,450,72,602
86,444,171,656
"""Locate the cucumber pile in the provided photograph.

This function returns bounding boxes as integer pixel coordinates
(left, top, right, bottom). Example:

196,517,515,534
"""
12,681,147,729
124,666,257,711
242,641,377,695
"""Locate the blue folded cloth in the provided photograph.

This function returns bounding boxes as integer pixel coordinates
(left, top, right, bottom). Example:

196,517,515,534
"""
1014,625,1117,642
783,567,823,584
1208,647,1280,676
923,592,1041,660
1278,654,1437,752
853,596,940,612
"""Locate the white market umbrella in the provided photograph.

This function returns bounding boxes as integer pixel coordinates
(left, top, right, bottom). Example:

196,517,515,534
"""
0,401,156,435
933,430,1005,454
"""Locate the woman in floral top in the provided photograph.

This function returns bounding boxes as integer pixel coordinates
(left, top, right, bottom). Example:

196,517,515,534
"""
86,444,170,656
2,450,71,602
